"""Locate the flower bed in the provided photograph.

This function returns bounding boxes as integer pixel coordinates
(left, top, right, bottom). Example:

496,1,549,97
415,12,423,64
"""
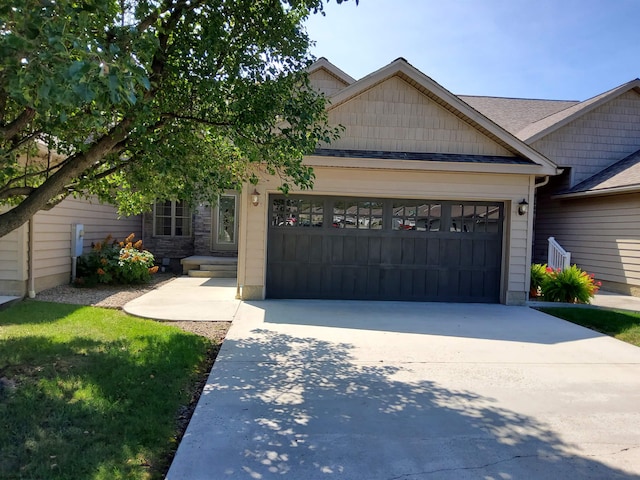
530,263,601,304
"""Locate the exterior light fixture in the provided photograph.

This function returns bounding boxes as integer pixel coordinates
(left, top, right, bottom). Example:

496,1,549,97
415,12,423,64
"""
251,188,261,207
518,199,529,215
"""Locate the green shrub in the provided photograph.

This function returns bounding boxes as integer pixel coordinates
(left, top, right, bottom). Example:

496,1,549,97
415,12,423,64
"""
530,263,548,297
539,264,601,304
76,234,159,286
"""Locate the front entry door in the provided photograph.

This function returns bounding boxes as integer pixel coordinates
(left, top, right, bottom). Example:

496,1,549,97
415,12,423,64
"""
212,193,239,252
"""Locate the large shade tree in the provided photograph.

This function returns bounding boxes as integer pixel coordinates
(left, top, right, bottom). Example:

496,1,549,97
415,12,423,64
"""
0,0,353,238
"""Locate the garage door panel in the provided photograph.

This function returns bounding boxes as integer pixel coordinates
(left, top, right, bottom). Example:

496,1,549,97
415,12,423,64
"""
295,234,310,262
400,238,415,265
381,267,401,298
367,237,382,264
343,236,357,264
472,240,486,267
356,237,369,264
413,238,427,265
309,236,323,263
283,234,297,262
411,269,426,297
443,238,461,268
329,236,344,264
459,238,474,267
427,238,441,266
267,196,503,302
306,265,322,294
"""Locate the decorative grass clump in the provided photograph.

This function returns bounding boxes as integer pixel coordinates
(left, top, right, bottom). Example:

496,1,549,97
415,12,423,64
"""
530,263,601,304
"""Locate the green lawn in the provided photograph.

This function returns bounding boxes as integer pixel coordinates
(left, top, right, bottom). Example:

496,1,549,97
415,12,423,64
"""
538,307,640,347
0,301,218,480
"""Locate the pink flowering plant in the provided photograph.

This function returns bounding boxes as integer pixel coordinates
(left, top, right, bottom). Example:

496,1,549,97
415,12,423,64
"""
530,263,601,304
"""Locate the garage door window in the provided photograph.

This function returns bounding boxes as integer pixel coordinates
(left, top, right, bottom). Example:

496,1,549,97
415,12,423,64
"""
272,198,323,227
392,201,441,231
333,200,383,229
450,204,501,233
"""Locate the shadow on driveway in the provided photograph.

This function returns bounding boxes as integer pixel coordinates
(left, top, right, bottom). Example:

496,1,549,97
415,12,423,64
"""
256,299,604,344
168,302,640,479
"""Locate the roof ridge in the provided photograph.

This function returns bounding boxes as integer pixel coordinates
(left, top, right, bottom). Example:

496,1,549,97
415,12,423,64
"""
459,94,579,103
517,78,640,142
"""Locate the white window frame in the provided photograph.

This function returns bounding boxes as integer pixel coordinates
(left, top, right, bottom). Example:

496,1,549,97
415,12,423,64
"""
153,200,192,237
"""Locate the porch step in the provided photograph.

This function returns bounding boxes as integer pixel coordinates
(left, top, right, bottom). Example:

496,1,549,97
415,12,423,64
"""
188,269,237,278
181,255,237,278
200,264,237,272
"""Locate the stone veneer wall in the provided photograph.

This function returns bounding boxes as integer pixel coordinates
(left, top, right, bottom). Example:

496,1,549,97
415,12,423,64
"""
193,204,213,256
142,212,194,268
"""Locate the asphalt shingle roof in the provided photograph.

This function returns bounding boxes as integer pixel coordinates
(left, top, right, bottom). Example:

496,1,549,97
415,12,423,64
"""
562,148,640,195
313,148,535,165
459,96,579,136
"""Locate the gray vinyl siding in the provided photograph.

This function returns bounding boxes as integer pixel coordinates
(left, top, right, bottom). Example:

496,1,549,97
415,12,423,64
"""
32,197,141,291
1,198,141,295
531,90,640,188
534,191,640,288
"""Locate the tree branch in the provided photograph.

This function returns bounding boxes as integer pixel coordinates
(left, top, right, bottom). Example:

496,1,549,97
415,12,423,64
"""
0,108,36,142
162,112,233,127
0,118,133,237
0,158,67,194
0,186,35,199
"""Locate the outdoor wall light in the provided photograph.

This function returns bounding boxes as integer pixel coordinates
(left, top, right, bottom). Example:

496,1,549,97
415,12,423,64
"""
250,188,261,207
518,199,529,215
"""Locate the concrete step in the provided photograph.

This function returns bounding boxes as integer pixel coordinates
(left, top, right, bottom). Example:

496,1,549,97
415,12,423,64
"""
181,256,238,274
188,269,237,278
200,264,237,272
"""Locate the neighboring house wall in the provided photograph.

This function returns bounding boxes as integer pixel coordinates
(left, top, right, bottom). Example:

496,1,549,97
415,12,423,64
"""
531,90,640,186
0,197,141,296
32,197,141,292
238,168,533,305
327,76,513,156
0,213,28,296
534,192,640,295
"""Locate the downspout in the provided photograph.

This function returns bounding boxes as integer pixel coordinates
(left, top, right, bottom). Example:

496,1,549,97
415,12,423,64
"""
535,175,550,189
28,216,36,298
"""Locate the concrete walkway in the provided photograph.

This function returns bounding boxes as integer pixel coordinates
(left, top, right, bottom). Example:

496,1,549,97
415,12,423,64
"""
591,290,640,312
166,300,640,479
123,276,240,321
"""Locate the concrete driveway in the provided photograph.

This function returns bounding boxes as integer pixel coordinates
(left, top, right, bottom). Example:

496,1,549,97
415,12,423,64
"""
167,301,640,479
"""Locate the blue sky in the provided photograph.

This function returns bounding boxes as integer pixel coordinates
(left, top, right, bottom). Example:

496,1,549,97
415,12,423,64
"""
304,0,640,101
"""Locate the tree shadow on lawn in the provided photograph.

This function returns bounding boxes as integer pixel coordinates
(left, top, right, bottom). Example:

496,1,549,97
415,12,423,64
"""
0,329,210,479
0,301,84,326
170,328,640,479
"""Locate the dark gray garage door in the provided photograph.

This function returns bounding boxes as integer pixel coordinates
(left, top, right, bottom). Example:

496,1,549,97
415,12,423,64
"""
266,195,504,303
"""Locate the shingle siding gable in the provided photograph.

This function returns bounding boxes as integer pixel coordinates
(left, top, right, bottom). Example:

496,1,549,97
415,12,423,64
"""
326,76,513,156
531,90,640,187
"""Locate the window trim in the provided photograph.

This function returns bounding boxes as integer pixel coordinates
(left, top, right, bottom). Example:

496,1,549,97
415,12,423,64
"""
153,200,192,237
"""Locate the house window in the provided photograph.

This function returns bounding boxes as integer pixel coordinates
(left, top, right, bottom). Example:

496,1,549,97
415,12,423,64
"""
153,200,192,236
